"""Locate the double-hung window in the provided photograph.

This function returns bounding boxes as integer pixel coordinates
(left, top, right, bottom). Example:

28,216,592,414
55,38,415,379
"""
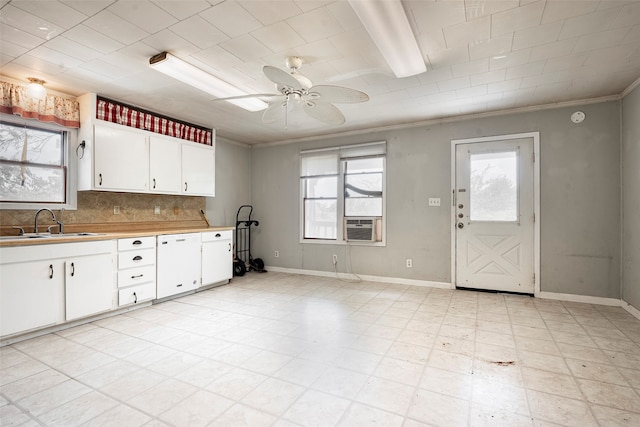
301,142,386,243
0,116,74,208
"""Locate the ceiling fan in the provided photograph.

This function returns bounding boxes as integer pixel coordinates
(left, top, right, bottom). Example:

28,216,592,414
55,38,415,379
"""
216,56,369,126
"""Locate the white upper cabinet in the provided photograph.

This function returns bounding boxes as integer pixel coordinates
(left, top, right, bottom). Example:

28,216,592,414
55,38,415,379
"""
149,135,182,194
182,142,215,197
93,124,148,192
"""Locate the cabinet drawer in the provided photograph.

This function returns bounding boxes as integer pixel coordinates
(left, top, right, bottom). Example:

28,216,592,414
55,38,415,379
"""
202,230,232,242
118,282,155,306
118,265,156,288
118,248,155,269
118,236,155,251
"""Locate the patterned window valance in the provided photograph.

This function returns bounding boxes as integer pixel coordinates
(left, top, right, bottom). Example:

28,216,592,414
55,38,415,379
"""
96,96,212,145
0,81,80,128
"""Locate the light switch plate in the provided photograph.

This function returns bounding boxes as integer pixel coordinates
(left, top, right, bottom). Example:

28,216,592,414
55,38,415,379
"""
428,198,441,207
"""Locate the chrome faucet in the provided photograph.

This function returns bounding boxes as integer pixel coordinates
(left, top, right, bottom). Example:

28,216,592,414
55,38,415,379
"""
34,208,57,234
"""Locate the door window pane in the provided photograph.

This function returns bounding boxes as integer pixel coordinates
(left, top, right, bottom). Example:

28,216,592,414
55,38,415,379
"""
469,150,518,221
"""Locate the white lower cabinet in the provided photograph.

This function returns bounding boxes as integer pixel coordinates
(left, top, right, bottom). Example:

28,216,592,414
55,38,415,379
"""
202,230,233,286
0,259,63,337
117,236,156,306
0,241,116,338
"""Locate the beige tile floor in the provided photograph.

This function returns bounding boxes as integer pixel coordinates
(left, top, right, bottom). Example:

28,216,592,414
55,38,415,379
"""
1,272,640,426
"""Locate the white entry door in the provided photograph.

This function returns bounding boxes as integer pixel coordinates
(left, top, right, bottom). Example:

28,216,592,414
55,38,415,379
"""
454,137,535,293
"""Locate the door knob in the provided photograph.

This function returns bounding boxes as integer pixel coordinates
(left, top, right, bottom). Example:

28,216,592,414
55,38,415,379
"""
457,223,464,229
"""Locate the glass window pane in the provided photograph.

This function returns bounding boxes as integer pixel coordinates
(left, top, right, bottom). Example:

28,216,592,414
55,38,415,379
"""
0,164,65,202
304,199,337,239
470,150,518,221
0,123,63,165
345,173,382,197
345,157,383,173
301,153,338,176
305,176,337,198
345,197,382,217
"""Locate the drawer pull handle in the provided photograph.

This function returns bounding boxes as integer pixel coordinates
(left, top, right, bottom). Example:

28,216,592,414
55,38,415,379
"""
49,264,54,279
99,173,102,186
184,182,188,192
152,178,156,189
176,238,185,242
132,240,142,245
133,255,143,261
228,243,231,251
131,274,144,279
215,233,221,238
133,292,137,304
70,262,75,277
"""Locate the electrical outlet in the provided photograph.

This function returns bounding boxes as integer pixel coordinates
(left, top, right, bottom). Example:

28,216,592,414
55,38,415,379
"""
113,206,120,215
332,254,338,265
428,198,441,207
275,250,279,258
154,206,160,215
406,258,413,268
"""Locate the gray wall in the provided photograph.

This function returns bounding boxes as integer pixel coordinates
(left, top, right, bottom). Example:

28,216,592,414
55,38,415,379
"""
206,139,251,227
622,85,640,310
251,101,622,298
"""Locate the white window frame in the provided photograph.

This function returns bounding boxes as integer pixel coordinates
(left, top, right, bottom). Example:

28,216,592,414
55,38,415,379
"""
0,113,78,210
300,141,386,246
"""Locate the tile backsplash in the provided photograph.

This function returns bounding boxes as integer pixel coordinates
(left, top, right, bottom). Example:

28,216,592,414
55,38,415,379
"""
0,192,205,233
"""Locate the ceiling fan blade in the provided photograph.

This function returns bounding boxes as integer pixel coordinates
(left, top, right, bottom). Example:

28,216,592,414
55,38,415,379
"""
262,100,287,124
210,93,281,101
307,85,369,103
303,101,345,126
263,65,303,91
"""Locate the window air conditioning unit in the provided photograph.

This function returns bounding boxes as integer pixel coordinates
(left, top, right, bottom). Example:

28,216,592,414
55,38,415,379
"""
345,217,376,242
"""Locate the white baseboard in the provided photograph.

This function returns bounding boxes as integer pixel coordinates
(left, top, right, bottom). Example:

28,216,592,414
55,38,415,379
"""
621,300,640,320
536,291,621,306
266,266,453,289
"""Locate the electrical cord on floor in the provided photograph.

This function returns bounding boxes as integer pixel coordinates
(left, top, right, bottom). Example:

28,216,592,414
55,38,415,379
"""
334,241,362,283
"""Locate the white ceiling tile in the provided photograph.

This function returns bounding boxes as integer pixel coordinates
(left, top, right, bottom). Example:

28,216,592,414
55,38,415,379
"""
42,36,102,61
451,58,489,78
27,45,83,70
608,2,640,29
141,29,200,57
541,0,599,24
0,23,45,49
416,29,448,52
11,0,88,28
427,46,470,68
327,55,371,76
293,0,334,13
219,34,273,61
0,4,64,40
191,45,245,73
468,36,513,60
107,1,178,34
443,15,491,48
512,21,563,51
437,76,471,92
543,53,588,73
152,0,211,20
470,68,506,86
505,60,545,79
456,85,487,99
464,0,519,20
326,1,362,31
489,49,531,70
239,0,302,26
200,1,263,38
0,40,29,59
558,8,621,40
405,82,439,98
417,66,453,85
61,1,115,17
487,78,521,94
276,39,341,63
528,38,577,62
251,22,306,53
622,25,640,44
491,0,545,37
79,58,135,79
169,15,228,50
583,45,639,69
520,69,573,89
286,7,343,42
329,28,377,57
384,75,421,92
573,27,630,53
83,10,149,45
63,24,124,54
410,1,466,35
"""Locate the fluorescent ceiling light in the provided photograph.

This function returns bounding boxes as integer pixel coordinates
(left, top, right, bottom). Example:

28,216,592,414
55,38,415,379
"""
149,52,267,112
348,0,426,78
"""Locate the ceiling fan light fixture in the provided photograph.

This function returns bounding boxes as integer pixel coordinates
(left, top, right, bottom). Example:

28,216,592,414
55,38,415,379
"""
149,52,267,112
26,77,47,100
348,0,426,78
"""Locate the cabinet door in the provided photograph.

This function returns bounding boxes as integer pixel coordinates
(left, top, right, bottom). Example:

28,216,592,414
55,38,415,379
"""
149,136,181,194
181,143,215,196
94,125,148,191
65,253,114,321
1,260,63,336
202,239,233,286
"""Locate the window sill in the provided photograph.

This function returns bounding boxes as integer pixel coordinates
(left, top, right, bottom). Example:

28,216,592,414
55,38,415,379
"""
300,238,386,247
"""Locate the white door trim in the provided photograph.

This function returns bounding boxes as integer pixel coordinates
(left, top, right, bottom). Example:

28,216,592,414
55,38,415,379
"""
451,132,540,295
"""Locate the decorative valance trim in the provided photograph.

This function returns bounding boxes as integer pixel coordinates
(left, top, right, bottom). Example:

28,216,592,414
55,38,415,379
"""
0,81,80,128
96,96,212,145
